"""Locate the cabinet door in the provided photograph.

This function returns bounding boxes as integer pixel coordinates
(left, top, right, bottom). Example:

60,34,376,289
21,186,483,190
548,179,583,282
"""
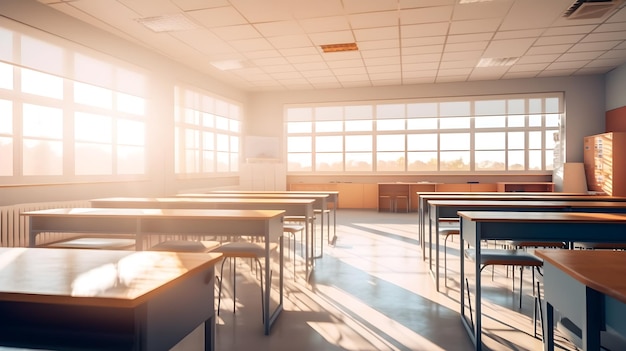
362,184,378,209
337,183,364,208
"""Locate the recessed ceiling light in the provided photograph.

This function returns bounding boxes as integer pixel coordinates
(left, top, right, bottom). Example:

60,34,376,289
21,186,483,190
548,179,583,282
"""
477,57,519,67
210,60,247,71
320,43,359,53
136,13,198,33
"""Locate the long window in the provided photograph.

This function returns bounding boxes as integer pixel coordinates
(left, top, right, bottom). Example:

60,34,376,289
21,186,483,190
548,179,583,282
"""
0,21,147,185
286,93,563,174
174,86,241,176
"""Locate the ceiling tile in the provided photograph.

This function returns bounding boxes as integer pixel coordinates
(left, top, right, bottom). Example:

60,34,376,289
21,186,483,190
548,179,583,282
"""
449,18,501,35
535,35,585,46
354,27,399,42
186,6,248,28
267,35,311,49
211,24,261,40
308,31,356,46
254,21,304,37
349,12,398,29
400,6,453,25
482,38,535,57
401,23,449,38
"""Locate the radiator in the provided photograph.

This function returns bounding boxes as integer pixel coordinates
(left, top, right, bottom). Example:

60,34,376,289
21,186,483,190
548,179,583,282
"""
0,200,91,247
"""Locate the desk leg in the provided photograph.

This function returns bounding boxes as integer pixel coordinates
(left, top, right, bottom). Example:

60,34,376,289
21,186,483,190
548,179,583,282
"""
543,301,554,351
264,235,284,335
205,315,215,351
583,287,601,351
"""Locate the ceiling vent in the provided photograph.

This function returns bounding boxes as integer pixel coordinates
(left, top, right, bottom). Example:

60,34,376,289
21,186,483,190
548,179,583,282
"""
563,0,624,19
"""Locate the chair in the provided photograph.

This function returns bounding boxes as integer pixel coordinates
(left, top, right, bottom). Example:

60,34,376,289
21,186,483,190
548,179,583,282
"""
213,241,278,324
439,224,460,284
283,224,305,280
44,235,136,250
574,242,626,250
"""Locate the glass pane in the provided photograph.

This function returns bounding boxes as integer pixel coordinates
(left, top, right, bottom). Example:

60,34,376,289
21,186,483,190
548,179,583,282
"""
203,113,214,128
118,145,145,174
230,153,239,172
230,135,239,153
229,119,240,133
545,97,560,113
407,117,437,130
377,104,405,119
315,106,343,121
288,153,312,171
23,104,63,138
475,100,505,116
216,134,229,152
117,93,145,115
75,112,111,143
440,151,470,171
377,134,405,151
316,136,342,152
185,150,199,173
201,132,214,151
546,113,560,127
21,68,63,99
440,133,469,151
216,151,229,172
202,151,214,172
528,150,542,170
288,136,311,152
118,119,145,146
475,115,505,128
545,149,554,171
316,153,343,171
407,102,437,117
0,62,13,90
0,137,13,176
407,134,437,151
185,129,200,148
508,99,525,115
377,152,405,171
287,121,312,133
345,152,372,171
74,82,112,109
345,119,372,131
508,132,525,149
215,116,229,130
316,120,343,132
528,131,542,149
345,105,372,119
0,99,12,134
508,115,525,127
508,150,525,170
546,130,558,149
440,101,470,117
376,119,405,131
75,142,112,175
440,117,470,129
23,139,63,175
529,114,542,127
345,135,371,152
287,107,312,122
475,150,505,171
407,151,437,171
475,132,505,150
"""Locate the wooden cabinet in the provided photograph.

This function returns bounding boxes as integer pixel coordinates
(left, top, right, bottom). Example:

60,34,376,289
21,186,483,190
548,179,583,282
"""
584,132,626,196
496,182,554,192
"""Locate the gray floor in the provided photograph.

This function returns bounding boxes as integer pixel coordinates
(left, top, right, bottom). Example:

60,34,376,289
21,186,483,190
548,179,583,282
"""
176,209,579,351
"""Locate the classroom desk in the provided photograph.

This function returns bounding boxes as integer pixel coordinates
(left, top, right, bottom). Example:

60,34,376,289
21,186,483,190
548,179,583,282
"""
178,192,331,256
427,200,626,291
90,197,316,281
23,207,284,335
209,190,340,244
417,193,626,259
458,211,626,351
0,247,222,351
536,250,626,351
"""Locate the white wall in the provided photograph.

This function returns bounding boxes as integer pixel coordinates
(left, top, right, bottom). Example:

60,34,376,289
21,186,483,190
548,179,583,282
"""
605,63,626,111
248,74,606,164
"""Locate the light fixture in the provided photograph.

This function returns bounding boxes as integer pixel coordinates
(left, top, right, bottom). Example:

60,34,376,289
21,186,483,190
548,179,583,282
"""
320,43,358,53
210,60,246,71
136,13,198,33
476,57,519,67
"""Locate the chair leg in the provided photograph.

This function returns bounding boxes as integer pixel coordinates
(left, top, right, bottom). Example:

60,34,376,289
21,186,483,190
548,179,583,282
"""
465,277,474,326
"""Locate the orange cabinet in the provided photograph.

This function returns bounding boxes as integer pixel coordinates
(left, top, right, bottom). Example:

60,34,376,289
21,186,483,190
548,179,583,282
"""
584,132,626,196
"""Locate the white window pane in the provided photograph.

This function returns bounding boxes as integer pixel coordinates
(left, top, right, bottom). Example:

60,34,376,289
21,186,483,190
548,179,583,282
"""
508,132,525,149
345,120,372,131
0,99,12,134
185,150,200,173
545,150,554,171
23,104,63,138
287,121,312,133
377,104,405,118
316,120,342,132
216,134,229,152
529,150,542,170
288,136,311,152
529,131,542,149
316,153,343,171
377,135,404,151
117,93,145,115
0,62,13,90
23,139,62,175
407,117,437,130
118,119,145,146
118,146,145,174
316,136,342,152
229,119,240,133
216,151,229,172
288,153,312,171
203,132,214,150
74,53,113,88
408,152,437,171
75,143,112,175
440,101,469,117
345,152,372,171
0,138,13,176
230,136,239,153
475,100,505,116
508,115,525,127
508,99,525,115
545,97,561,113
75,112,111,143
202,151,214,172
546,113,560,127
74,82,112,109
440,151,470,171
315,106,343,120
21,35,64,75
230,153,239,172
287,107,312,121
345,105,372,119
440,117,469,129
475,132,505,150
440,133,469,151
346,135,371,152
508,150,525,170
475,151,505,171
377,152,405,171
21,68,63,99
529,114,542,127
376,119,405,131
407,102,437,117
529,99,542,114
185,129,200,148
215,116,229,130
546,130,558,149
407,134,437,151
203,113,214,128
475,115,505,128
0,28,13,62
